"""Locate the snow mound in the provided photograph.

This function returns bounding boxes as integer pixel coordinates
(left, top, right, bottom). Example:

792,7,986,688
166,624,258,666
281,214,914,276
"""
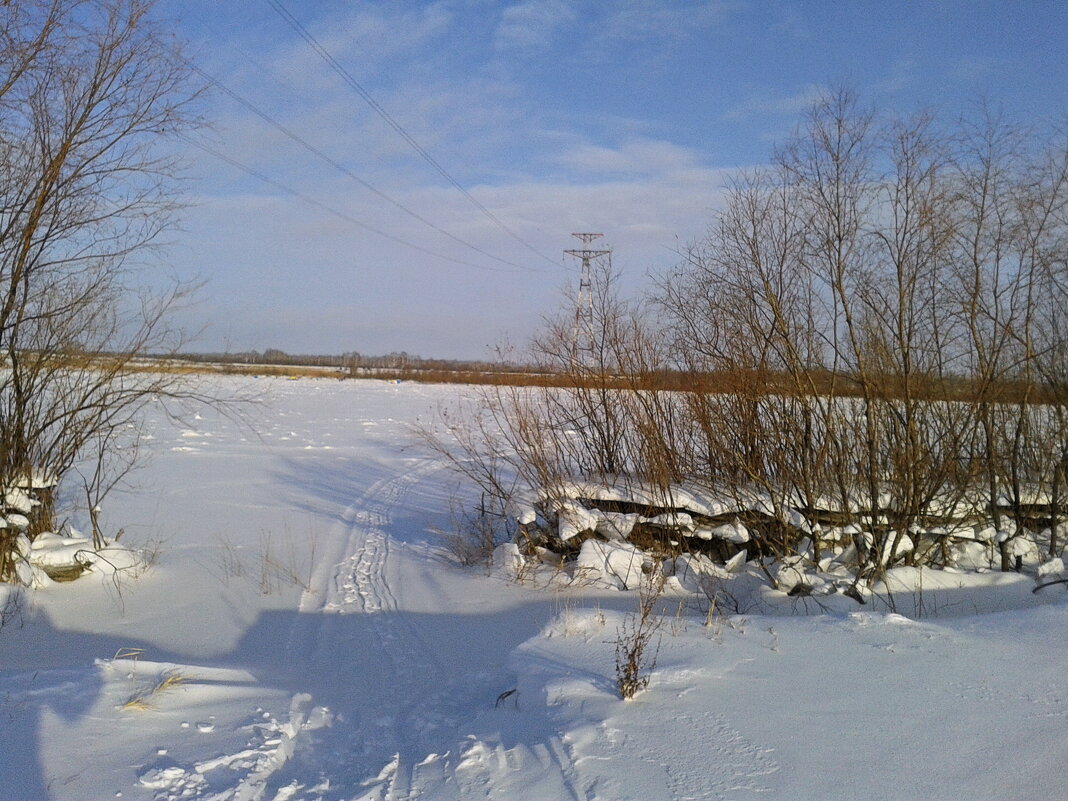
668,553,729,594
27,530,144,581
1037,558,1064,579
575,539,648,589
492,542,525,580
557,500,600,541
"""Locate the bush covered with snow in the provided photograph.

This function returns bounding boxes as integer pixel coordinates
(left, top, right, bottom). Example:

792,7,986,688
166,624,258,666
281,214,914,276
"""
482,475,1065,610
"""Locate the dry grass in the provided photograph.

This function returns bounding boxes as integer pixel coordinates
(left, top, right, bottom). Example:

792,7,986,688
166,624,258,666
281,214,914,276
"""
120,669,189,712
432,498,504,568
259,531,316,595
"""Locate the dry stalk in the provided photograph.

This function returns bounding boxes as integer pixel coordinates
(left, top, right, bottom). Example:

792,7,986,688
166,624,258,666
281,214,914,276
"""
614,569,665,700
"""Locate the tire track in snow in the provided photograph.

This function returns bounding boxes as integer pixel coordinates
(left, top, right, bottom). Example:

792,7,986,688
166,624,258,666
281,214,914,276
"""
283,458,435,667
329,459,469,799
284,457,465,796
133,456,440,801
283,457,586,800
297,459,433,616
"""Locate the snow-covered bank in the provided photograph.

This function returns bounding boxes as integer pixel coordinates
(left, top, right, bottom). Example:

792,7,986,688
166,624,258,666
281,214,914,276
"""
1,376,1065,800
508,600,1068,801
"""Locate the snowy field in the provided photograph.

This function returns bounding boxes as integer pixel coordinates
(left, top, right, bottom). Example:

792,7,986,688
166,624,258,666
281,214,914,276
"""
1,376,1066,801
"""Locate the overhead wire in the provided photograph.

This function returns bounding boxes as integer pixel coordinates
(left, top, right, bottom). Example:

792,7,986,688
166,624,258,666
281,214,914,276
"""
178,133,528,274
191,64,539,273
263,0,561,269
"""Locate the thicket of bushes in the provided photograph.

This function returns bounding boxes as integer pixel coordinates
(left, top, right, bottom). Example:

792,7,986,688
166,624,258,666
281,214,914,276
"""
433,89,1068,588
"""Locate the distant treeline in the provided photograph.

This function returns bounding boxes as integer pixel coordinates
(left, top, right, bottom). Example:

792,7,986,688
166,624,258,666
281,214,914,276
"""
148,350,1066,404
161,349,530,374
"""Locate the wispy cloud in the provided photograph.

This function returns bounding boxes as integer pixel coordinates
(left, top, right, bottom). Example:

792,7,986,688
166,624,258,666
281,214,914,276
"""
223,3,457,96
557,138,704,178
494,0,576,54
769,4,810,40
176,155,733,356
722,84,825,120
598,0,744,44
193,4,532,190
871,57,916,95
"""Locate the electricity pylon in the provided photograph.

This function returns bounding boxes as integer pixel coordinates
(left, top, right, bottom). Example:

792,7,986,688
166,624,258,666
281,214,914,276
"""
564,233,610,364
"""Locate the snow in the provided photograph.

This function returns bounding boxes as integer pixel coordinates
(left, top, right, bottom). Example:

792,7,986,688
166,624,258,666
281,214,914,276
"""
574,539,648,590
1038,557,1064,578
491,542,524,580
5,512,30,529
667,553,730,595
0,375,1066,800
706,518,750,543
595,511,641,541
5,488,37,515
556,499,600,541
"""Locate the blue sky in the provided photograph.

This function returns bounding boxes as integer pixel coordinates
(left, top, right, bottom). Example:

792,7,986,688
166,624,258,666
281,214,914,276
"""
156,1,1067,359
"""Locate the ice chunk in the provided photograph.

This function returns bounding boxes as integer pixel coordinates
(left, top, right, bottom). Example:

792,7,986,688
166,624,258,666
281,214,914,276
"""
556,500,599,541
708,519,750,543
775,558,808,592
596,511,641,541
1037,558,1064,578
4,488,36,514
575,539,646,590
643,511,693,530
492,543,525,580
725,549,748,573
671,553,728,593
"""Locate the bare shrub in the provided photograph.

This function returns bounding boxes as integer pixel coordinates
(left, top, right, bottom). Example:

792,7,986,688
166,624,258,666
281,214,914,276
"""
659,88,1068,582
433,493,514,567
436,86,1068,600
615,568,665,700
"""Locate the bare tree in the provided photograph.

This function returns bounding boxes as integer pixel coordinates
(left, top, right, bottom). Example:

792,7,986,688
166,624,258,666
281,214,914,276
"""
439,87,1068,596
660,90,1068,580
0,0,204,581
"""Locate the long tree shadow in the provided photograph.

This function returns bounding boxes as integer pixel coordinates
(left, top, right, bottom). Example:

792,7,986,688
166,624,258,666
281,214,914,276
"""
8,565,1060,798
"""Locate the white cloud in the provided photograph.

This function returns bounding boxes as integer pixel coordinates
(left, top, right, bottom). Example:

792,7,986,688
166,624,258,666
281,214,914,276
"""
191,6,533,194
172,152,733,357
494,0,576,53
598,0,744,44
172,1,739,357
557,138,703,177
722,84,825,120
277,3,454,80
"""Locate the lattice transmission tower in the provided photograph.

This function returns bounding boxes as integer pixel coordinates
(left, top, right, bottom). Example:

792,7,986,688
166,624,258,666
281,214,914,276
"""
564,232,611,364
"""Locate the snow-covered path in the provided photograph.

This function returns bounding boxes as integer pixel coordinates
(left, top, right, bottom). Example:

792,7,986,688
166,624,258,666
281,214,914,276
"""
275,438,586,801
1,376,1066,801
6,375,589,801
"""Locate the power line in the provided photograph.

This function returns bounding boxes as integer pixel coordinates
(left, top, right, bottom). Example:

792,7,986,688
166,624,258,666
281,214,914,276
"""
263,0,561,268
192,65,539,273
178,133,529,275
